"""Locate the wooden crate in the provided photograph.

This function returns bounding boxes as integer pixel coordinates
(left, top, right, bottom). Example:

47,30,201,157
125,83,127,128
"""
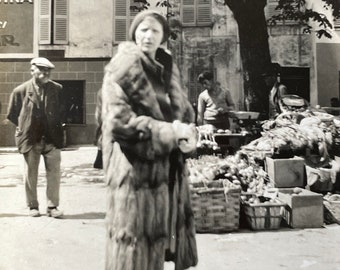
278,188,323,228
241,195,286,230
265,156,305,188
190,180,241,233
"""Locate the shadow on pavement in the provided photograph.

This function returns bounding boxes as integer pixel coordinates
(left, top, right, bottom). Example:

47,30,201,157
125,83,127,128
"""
0,213,27,218
62,212,106,220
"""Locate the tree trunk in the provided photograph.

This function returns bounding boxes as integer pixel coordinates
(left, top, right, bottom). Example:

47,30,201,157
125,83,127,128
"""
225,0,273,118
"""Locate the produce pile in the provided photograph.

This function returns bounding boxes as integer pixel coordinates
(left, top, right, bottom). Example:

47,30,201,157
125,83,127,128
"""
196,124,233,151
241,111,337,161
330,118,340,155
187,153,272,194
196,124,218,150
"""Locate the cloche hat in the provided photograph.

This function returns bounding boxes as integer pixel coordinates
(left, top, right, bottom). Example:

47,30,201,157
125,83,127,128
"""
128,10,170,44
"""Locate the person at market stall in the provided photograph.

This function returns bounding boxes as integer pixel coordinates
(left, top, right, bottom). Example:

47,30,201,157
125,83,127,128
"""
101,10,198,270
330,97,340,116
197,71,235,130
6,57,64,218
262,63,288,119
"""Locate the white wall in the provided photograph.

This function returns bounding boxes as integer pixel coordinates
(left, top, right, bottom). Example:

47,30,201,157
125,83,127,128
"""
66,0,113,58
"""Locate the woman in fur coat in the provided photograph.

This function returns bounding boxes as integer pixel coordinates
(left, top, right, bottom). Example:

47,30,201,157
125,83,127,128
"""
101,10,198,270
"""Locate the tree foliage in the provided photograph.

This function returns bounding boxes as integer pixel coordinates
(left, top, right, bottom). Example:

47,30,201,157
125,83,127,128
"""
267,0,340,39
152,0,340,39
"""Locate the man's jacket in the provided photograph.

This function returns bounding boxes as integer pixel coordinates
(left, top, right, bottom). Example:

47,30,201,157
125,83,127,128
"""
7,79,65,153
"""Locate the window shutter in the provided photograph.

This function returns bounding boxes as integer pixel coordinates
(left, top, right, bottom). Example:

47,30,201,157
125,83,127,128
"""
334,18,340,29
197,0,211,26
39,0,52,44
266,0,296,25
114,0,128,43
265,0,280,20
182,0,195,26
129,0,139,30
54,0,68,44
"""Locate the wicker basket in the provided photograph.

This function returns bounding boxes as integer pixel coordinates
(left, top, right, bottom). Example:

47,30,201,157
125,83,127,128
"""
190,180,241,233
324,194,340,224
241,194,286,230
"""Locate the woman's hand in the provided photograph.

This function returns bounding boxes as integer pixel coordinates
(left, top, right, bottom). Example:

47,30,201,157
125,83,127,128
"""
172,120,197,153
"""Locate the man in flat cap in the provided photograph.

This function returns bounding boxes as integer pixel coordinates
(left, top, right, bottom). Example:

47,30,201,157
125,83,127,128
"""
7,57,65,218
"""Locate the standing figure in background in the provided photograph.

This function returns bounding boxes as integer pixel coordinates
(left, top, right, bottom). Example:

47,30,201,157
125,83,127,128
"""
6,57,64,218
262,64,288,119
93,88,103,169
330,97,340,116
197,71,235,130
101,10,198,270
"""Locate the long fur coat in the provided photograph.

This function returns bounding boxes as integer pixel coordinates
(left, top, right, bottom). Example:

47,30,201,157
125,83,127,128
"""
101,42,198,270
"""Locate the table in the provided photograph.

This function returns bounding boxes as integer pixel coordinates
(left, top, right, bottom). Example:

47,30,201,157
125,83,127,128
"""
213,133,250,155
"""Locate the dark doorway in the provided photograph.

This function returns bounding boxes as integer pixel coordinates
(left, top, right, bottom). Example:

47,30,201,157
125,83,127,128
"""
57,80,85,125
280,67,310,102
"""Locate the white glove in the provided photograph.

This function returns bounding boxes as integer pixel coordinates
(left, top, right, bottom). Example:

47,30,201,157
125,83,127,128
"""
172,120,197,153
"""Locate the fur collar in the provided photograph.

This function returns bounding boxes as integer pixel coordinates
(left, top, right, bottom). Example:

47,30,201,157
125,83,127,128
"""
104,42,194,123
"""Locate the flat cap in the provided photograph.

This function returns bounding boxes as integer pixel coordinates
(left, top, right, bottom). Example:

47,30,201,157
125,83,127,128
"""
30,57,55,69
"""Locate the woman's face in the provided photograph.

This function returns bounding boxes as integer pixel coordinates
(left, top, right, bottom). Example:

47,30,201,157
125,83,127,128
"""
135,16,164,58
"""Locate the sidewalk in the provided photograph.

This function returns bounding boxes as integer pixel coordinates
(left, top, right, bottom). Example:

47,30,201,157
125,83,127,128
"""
0,145,107,270
1,146,340,270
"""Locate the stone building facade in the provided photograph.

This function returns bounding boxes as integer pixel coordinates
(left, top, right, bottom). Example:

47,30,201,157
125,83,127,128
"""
0,0,339,146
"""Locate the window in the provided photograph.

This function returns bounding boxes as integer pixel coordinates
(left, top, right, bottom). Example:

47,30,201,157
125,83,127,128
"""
57,80,85,125
39,0,68,45
265,0,297,25
181,0,211,27
334,18,340,29
113,0,141,43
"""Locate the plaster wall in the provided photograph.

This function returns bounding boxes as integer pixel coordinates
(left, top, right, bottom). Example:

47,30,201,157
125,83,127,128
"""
66,0,113,58
0,60,108,146
168,0,242,109
268,26,312,67
316,43,340,106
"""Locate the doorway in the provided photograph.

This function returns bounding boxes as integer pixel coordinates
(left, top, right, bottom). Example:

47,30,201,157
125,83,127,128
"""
280,67,310,102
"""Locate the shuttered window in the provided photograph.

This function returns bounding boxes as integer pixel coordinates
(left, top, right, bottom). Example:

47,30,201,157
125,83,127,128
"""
54,0,68,44
181,0,211,27
39,0,68,45
265,0,296,25
114,0,140,43
39,0,51,44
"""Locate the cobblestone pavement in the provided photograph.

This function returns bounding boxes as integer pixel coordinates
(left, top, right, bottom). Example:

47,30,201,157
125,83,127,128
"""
1,146,340,270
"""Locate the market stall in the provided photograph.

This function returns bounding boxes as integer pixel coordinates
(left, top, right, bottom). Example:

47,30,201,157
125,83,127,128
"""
196,111,262,156
189,107,340,232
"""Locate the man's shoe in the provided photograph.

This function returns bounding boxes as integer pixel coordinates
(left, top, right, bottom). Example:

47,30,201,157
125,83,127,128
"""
29,208,40,217
47,207,63,218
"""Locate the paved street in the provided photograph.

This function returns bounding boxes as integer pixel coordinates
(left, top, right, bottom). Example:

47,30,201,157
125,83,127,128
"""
1,146,340,270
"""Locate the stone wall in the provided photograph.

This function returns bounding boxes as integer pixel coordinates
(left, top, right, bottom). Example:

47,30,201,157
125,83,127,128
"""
0,59,109,146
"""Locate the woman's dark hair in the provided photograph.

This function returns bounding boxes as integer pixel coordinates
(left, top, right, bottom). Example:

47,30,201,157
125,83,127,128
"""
197,71,213,84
